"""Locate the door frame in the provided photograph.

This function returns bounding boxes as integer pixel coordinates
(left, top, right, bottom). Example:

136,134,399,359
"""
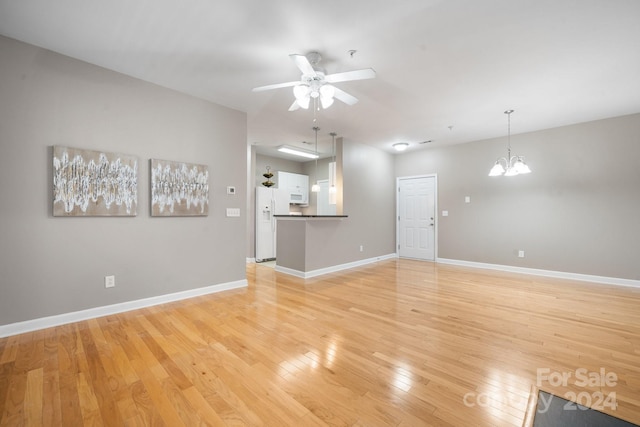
396,174,438,261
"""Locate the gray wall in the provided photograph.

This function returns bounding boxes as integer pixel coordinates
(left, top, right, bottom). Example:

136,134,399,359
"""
0,36,247,326
395,113,640,280
330,139,396,262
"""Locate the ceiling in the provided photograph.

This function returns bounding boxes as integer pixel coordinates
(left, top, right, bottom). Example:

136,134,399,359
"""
1,0,639,158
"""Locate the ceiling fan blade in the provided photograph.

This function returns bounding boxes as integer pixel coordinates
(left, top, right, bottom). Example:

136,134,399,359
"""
333,87,359,105
252,81,299,92
325,68,376,83
289,54,317,77
288,100,301,111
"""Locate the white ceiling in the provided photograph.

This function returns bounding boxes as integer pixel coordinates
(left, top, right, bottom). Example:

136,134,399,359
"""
1,0,639,158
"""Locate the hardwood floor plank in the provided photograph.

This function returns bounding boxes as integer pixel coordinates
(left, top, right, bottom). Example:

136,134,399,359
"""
77,372,102,426
0,364,27,426
41,327,61,426
78,325,124,426
0,362,13,423
129,380,165,426
24,367,43,426
128,358,186,426
0,336,19,365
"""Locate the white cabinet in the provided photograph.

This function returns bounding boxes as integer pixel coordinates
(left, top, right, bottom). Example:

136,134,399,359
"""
277,171,309,204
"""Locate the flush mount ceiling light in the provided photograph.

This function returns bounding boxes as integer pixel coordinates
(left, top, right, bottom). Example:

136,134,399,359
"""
277,145,319,159
393,142,409,152
252,52,376,111
488,110,532,177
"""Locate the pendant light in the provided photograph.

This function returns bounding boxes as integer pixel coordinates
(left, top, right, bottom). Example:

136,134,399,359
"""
311,126,320,192
488,110,532,177
329,132,337,195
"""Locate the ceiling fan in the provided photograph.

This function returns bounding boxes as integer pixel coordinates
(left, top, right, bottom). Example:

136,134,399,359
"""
252,52,376,111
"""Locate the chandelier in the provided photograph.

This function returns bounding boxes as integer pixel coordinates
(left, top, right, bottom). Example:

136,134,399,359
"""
488,110,532,177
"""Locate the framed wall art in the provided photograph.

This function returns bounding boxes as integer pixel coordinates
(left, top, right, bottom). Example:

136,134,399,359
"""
53,146,138,216
150,159,209,216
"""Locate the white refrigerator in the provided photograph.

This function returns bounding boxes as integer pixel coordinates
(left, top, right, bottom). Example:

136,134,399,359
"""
255,187,289,262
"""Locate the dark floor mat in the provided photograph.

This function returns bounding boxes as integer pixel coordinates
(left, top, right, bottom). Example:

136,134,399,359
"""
533,390,638,427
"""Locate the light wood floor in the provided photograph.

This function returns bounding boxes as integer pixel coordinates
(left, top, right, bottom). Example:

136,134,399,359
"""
1,259,639,426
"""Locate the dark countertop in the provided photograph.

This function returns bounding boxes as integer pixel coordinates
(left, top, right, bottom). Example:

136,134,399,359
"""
274,215,348,218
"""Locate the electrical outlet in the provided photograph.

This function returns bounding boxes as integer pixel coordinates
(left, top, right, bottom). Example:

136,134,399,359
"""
518,250,525,258
105,275,115,288
359,245,364,252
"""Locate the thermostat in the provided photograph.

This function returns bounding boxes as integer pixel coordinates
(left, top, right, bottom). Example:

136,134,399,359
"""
227,186,236,195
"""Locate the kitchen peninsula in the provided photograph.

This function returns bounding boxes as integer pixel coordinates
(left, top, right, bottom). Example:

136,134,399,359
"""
274,215,349,278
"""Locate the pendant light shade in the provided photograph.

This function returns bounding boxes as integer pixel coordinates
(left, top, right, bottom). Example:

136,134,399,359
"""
311,126,320,192
488,110,532,177
320,85,335,109
488,162,506,177
329,132,337,201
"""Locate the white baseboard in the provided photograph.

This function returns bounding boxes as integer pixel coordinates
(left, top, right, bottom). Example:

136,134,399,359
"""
275,253,397,279
246,257,256,263
0,279,248,338
436,258,640,288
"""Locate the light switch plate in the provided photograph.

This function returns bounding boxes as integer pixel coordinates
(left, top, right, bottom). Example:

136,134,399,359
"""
105,275,115,288
442,210,449,217
226,208,240,217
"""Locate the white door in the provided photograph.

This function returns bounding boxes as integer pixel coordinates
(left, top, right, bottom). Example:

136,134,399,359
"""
398,176,436,260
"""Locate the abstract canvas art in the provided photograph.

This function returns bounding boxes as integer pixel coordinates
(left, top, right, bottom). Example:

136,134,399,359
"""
53,146,138,216
150,159,209,216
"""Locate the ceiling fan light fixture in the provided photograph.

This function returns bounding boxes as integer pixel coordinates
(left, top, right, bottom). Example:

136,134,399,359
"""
321,95,334,109
293,84,309,101
297,96,310,109
320,84,335,99
253,52,375,112
319,84,335,109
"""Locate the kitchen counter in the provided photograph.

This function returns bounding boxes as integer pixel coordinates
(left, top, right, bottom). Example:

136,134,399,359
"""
274,215,350,277
274,215,348,219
